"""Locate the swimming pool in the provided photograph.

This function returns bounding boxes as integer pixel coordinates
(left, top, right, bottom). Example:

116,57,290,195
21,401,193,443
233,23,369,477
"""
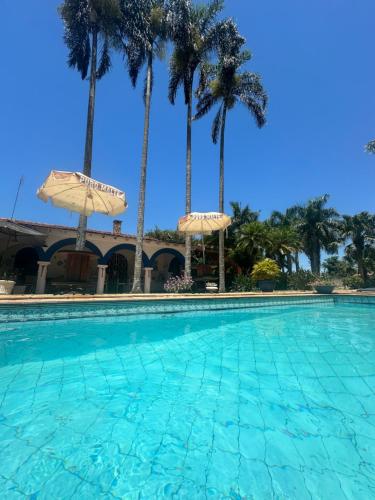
0,298,374,498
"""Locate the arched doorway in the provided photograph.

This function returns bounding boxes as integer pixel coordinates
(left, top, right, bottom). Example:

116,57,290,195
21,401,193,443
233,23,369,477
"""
149,249,185,292
13,247,39,287
107,253,128,293
168,256,183,276
43,239,102,294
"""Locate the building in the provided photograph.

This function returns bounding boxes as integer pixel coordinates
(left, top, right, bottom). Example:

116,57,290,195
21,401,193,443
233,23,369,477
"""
0,218,185,294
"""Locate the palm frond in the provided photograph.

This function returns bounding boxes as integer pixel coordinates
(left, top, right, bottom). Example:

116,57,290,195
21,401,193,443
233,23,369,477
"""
195,91,218,120
96,36,111,79
168,51,185,103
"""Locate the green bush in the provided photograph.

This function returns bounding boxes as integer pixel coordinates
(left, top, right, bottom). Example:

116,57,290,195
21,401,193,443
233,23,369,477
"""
275,273,288,290
251,259,281,281
342,275,364,290
230,274,254,292
287,270,315,291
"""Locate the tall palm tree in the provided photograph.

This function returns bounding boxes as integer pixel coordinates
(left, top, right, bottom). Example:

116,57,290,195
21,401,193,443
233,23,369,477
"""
167,0,224,279
195,21,267,292
59,0,121,249
119,0,168,293
293,195,341,275
341,212,375,280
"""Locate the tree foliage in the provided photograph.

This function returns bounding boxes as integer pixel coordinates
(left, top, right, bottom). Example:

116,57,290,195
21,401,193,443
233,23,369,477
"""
59,0,121,80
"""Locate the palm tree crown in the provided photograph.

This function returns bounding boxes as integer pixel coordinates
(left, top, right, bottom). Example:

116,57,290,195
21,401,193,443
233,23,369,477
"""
293,194,341,275
195,20,267,140
167,0,224,105
60,0,121,81
342,212,375,280
121,0,168,86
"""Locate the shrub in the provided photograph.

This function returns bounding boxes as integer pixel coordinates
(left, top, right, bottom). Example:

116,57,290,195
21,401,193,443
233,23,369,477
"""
342,274,364,290
164,275,194,293
251,259,281,281
287,270,315,291
309,274,336,287
230,274,254,292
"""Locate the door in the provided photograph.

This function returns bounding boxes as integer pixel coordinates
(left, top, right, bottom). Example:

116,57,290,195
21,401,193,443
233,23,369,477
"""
66,253,90,282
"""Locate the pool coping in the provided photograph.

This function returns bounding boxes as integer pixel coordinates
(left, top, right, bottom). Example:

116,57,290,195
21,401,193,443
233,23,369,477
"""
0,290,373,306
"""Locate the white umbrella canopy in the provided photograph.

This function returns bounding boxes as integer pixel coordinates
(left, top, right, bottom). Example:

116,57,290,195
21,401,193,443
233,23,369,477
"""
37,171,127,217
178,212,231,235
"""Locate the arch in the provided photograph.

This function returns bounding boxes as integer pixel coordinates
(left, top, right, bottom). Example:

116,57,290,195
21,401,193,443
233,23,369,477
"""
101,244,150,267
150,248,185,269
44,238,103,261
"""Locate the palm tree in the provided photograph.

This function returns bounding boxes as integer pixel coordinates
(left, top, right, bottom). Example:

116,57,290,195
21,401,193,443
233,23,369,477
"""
119,0,168,293
293,195,341,275
59,0,121,249
195,20,267,292
232,221,271,274
341,212,375,280
167,0,224,279
265,225,301,274
269,208,302,272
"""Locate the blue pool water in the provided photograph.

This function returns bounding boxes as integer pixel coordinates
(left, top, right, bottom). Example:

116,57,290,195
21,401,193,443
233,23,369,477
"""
0,302,374,499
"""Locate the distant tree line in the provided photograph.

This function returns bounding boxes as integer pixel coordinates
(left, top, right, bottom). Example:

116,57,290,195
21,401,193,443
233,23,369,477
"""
150,195,375,290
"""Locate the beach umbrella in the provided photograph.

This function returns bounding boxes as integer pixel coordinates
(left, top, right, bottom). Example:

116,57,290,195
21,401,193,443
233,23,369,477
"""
37,171,127,217
178,212,231,234
178,212,231,263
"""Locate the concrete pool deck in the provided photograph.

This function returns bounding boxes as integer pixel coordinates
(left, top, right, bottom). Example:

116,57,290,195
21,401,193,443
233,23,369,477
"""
0,290,374,306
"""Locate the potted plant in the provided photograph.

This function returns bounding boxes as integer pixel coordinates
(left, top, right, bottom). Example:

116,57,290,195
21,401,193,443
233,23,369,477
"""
0,272,16,295
310,276,335,294
251,259,281,292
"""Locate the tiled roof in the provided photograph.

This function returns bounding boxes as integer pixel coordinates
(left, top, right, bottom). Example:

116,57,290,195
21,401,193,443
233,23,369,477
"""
0,218,182,245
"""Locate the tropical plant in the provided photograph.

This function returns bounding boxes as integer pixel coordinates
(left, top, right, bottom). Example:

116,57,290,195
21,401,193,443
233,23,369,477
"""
251,258,280,281
287,270,315,291
59,0,121,249
269,208,302,272
365,140,375,154
341,212,375,281
292,195,341,275
230,274,254,292
265,225,301,274
232,221,271,273
322,256,354,277
195,21,267,293
167,0,224,279
118,0,168,292
342,274,364,290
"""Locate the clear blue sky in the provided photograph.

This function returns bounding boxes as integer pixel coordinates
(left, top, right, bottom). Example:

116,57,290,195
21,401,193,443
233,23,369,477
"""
1,0,374,236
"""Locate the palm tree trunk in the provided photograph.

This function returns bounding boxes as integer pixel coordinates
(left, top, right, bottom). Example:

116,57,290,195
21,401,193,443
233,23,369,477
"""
294,252,300,272
218,104,227,293
358,256,367,281
184,79,193,279
310,246,321,275
286,253,293,274
132,53,153,293
76,27,98,251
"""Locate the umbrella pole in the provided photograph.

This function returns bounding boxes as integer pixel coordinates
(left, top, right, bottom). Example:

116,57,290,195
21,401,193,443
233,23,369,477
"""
76,188,89,251
201,234,205,265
